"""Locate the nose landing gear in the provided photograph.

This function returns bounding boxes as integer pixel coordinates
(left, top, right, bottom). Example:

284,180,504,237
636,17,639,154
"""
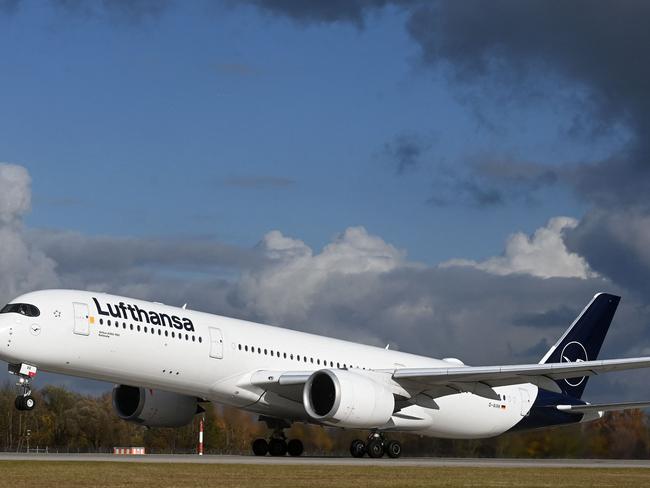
8,363,37,411
349,432,402,458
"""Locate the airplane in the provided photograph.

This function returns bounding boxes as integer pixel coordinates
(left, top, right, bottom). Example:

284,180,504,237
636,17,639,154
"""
1,289,650,458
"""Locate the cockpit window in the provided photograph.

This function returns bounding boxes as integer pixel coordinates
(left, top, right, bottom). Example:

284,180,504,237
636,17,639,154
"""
0,303,40,317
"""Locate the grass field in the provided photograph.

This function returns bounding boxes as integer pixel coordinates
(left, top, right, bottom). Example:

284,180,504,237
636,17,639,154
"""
1,462,650,488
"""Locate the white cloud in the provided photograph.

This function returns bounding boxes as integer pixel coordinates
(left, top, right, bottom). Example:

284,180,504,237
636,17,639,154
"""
0,163,59,303
0,164,31,224
441,217,596,279
238,226,406,324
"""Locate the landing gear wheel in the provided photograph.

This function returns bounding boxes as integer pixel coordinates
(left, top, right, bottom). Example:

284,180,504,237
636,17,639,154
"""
22,395,35,411
287,439,304,457
367,439,384,458
252,438,268,456
350,439,366,458
14,395,34,411
385,440,402,459
268,438,288,456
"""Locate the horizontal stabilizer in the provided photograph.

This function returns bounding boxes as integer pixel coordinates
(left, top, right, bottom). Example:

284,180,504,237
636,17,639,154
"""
556,401,650,414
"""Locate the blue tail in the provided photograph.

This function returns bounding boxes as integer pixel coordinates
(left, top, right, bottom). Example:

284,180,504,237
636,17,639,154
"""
539,293,620,400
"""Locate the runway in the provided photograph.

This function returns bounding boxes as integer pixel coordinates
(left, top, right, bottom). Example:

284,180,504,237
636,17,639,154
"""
1,453,649,468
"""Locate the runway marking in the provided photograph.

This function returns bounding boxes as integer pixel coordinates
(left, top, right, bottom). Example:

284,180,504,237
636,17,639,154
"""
1,454,649,468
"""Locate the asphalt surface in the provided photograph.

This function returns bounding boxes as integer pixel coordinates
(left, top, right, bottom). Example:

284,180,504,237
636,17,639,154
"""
1,453,649,468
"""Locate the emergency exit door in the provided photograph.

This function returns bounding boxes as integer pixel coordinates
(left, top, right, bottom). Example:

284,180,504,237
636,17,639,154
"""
208,327,223,359
73,302,90,336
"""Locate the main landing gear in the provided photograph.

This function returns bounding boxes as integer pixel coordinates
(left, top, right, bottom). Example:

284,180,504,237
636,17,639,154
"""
350,432,402,459
8,363,37,412
251,417,304,457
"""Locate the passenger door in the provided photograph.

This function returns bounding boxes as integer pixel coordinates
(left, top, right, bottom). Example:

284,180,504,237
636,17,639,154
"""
73,302,90,336
208,327,223,359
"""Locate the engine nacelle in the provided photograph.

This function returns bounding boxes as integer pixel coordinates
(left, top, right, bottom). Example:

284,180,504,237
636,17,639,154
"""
303,369,395,428
112,385,202,428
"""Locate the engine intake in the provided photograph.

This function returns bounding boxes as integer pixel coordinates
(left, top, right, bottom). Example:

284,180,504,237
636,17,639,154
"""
112,385,202,428
303,369,395,428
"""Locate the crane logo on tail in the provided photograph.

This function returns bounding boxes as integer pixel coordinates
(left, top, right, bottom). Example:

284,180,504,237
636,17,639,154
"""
560,341,588,387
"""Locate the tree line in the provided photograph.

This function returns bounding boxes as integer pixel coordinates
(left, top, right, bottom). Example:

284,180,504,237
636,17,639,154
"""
1,383,648,458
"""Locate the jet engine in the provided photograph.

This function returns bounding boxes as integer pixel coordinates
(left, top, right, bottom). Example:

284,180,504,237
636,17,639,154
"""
112,385,203,428
303,369,395,428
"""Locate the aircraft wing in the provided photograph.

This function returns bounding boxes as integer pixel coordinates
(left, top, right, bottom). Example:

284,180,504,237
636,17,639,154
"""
250,370,312,403
556,401,650,414
246,357,650,402
392,357,650,395
251,370,312,387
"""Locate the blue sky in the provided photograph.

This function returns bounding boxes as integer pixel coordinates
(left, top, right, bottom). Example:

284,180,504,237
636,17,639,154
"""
1,1,649,401
0,1,611,263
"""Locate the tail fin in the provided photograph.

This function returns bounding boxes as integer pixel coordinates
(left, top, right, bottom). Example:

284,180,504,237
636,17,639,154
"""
539,293,620,399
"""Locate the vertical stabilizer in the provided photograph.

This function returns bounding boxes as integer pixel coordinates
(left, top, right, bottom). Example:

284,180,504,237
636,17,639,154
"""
539,293,620,399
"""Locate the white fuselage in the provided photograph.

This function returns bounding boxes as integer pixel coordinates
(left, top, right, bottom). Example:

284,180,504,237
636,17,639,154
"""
0,289,538,438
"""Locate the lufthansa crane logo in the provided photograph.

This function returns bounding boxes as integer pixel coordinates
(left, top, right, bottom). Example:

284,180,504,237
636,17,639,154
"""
560,341,588,387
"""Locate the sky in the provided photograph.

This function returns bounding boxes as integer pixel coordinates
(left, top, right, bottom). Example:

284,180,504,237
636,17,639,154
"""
0,0,649,402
